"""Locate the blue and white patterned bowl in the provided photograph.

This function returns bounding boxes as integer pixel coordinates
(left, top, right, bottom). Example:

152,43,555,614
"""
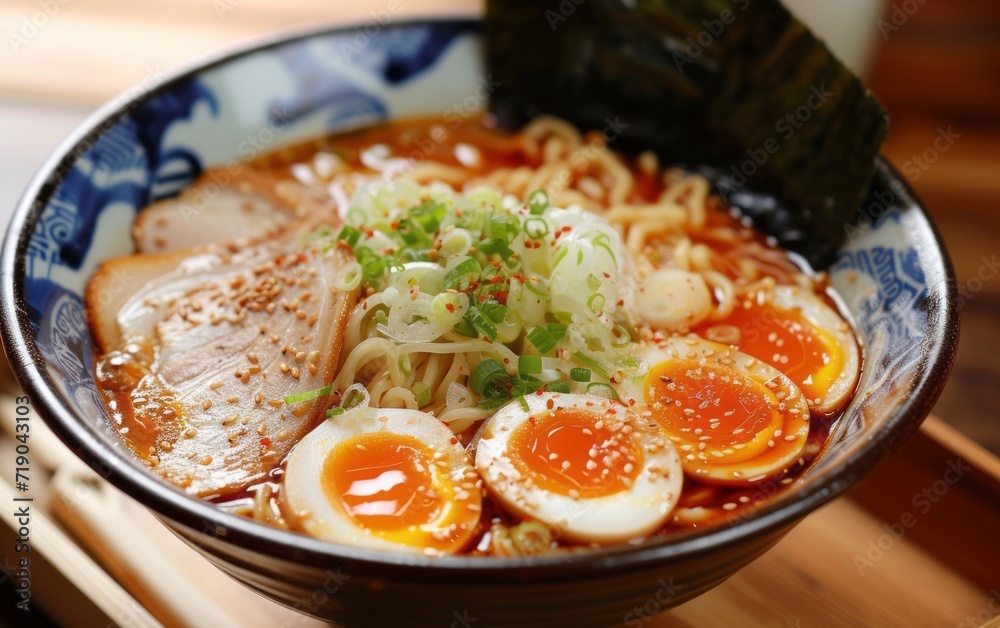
0,18,958,627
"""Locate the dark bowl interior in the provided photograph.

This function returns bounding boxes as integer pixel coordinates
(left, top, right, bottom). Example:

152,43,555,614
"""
0,18,958,627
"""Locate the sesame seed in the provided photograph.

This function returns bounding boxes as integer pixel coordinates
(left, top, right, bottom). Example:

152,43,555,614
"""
202,400,212,410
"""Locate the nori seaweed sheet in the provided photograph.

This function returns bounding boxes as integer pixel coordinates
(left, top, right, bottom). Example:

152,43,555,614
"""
486,0,888,266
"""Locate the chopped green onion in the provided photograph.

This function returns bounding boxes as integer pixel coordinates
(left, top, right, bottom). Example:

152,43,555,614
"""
413,382,432,407
516,396,530,412
355,246,389,286
284,384,332,405
510,374,542,398
510,520,552,555
476,238,514,257
397,218,430,247
480,300,508,324
518,355,543,374
470,359,508,396
587,273,602,292
523,280,549,298
545,381,570,393
341,385,370,410
444,258,481,289
334,262,363,292
611,324,632,348
570,368,592,382
527,327,557,354
546,324,568,342
326,407,345,417
463,306,499,341
526,323,568,354
431,292,468,323
398,354,412,378
337,225,362,247
524,218,549,240
453,318,477,338
586,382,619,400
441,228,473,256
374,309,389,326
527,189,549,215
409,199,446,233
489,213,509,240
587,293,606,313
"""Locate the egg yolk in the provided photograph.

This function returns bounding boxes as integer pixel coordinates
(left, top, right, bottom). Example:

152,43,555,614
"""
507,407,642,498
644,359,782,462
322,431,479,552
704,296,844,406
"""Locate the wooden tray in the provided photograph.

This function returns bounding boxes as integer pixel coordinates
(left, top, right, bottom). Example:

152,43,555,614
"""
3,387,1000,627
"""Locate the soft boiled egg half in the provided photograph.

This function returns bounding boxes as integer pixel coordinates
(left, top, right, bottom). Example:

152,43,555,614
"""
474,393,683,544
698,286,860,415
617,337,811,486
283,407,481,555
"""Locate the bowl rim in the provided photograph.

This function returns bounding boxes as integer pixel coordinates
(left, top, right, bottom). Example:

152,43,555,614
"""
0,16,960,582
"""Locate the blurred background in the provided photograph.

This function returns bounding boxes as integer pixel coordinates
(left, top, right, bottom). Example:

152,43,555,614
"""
0,0,998,625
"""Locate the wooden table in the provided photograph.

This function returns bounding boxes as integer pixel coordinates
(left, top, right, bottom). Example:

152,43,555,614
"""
2,1,999,626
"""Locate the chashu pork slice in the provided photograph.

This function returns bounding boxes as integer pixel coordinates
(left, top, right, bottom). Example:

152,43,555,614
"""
133,168,339,254
86,247,195,354
99,238,358,498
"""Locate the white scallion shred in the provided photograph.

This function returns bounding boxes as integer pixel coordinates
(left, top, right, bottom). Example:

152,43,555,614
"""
338,179,639,380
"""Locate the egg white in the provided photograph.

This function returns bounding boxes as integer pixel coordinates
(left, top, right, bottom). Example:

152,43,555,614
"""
618,336,811,486
282,406,480,554
771,286,860,414
474,393,683,544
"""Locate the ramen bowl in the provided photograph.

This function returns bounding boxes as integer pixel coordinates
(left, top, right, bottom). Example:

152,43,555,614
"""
0,18,958,627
